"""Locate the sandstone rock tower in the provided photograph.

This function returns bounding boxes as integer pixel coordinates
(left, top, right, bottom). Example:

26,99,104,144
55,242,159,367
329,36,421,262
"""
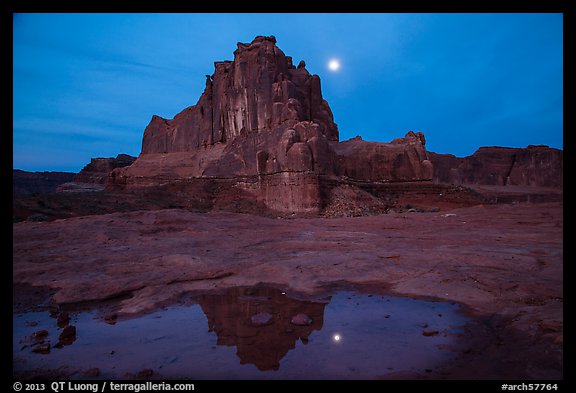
113,36,433,213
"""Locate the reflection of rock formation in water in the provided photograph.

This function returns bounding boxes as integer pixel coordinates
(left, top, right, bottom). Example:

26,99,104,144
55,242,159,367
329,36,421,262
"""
197,286,328,371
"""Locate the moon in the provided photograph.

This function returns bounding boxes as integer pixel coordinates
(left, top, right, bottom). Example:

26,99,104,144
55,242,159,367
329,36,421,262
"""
328,59,340,71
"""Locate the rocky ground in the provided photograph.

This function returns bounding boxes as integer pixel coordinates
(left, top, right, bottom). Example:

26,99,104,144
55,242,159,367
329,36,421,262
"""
13,200,562,379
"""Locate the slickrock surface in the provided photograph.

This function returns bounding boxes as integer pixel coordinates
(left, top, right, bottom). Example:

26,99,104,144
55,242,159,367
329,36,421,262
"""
13,201,563,379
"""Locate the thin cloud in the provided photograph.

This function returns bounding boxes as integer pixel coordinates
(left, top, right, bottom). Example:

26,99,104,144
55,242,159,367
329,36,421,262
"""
15,35,192,77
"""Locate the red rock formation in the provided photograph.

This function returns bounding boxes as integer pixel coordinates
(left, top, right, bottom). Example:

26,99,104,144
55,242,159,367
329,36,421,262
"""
332,131,433,182
75,154,136,184
55,154,136,193
508,146,563,188
141,35,337,157
113,36,434,213
429,145,562,188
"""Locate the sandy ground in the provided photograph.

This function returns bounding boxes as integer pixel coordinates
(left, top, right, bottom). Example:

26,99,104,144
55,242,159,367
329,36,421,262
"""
13,201,563,379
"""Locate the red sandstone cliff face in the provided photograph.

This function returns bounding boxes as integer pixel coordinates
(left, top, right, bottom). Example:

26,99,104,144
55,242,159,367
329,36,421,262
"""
113,36,433,213
429,145,562,188
332,132,433,182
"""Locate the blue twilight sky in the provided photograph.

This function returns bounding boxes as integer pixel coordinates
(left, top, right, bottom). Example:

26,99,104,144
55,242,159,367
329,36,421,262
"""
13,13,563,172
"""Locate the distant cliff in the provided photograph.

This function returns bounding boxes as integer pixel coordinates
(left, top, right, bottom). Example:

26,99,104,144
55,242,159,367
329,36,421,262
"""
74,154,136,184
429,145,562,188
13,170,76,196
